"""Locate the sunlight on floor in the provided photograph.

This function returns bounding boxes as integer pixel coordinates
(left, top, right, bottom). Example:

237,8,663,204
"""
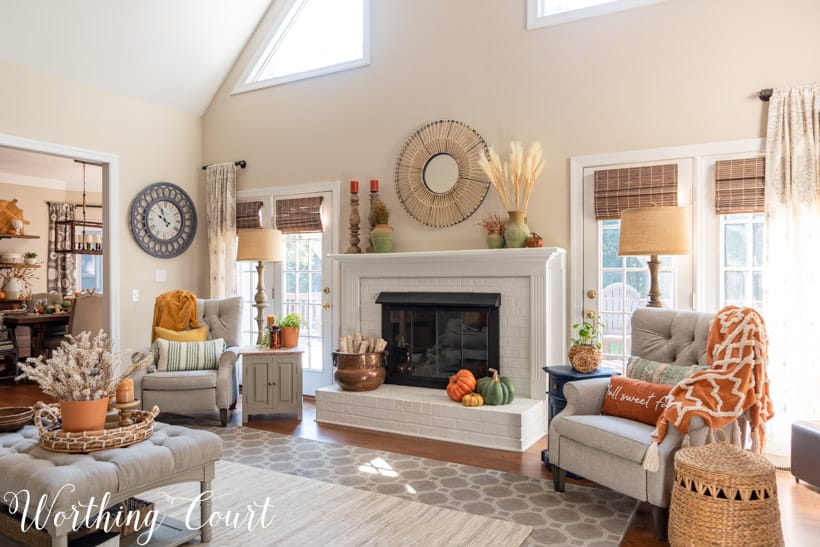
358,457,399,478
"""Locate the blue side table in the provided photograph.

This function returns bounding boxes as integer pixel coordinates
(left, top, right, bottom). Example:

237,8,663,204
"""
541,364,618,472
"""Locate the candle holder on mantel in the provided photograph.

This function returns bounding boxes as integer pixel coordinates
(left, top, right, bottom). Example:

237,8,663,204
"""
366,179,380,253
346,181,362,253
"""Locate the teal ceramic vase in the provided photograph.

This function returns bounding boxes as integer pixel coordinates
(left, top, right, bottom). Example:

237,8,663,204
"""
371,224,394,252
486,231,505,249
504,210,529,248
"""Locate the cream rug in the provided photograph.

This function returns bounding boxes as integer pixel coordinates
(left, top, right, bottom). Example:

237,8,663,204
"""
146,461,533,546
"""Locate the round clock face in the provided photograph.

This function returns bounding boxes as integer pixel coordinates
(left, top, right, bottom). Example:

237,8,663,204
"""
129,182,196,258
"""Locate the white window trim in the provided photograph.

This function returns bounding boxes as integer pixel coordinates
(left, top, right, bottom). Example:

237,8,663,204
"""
569,138,765,327
526,0,669,29
233,0,371,95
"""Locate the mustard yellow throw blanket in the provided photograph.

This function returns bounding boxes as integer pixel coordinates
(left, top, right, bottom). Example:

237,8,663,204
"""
151,290,200,341
643,306,774,471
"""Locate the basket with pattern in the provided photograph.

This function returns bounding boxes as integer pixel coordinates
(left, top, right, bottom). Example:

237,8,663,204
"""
0,406,33,432
34,402,160,453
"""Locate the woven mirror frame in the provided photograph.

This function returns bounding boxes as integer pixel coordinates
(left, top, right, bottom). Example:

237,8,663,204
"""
394,120,490,227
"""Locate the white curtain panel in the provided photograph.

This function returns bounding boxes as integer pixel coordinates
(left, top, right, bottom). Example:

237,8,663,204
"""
764,85,820,459
206,163,237,298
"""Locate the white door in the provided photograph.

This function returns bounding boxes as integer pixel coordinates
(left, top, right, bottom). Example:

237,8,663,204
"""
581,159,694,371
273,191,334,395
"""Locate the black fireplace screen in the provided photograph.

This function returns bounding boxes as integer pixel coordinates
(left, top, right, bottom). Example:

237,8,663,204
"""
377,292,500,389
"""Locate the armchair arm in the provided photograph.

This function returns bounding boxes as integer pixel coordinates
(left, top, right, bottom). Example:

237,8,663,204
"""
561,377,611,416
215,345,240,409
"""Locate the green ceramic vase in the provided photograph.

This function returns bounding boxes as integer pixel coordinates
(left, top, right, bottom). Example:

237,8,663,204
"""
486,231,505,249
504,210,530,248
371,224,394,252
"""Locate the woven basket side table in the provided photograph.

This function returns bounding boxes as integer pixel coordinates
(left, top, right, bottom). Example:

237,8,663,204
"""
669,442,784,546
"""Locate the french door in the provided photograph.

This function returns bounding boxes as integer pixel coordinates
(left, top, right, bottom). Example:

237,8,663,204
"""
581,159,694,371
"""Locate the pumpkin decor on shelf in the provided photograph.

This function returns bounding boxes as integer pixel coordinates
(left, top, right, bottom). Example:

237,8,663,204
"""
446,369,477,402
476,368,515,405
461,393,484,407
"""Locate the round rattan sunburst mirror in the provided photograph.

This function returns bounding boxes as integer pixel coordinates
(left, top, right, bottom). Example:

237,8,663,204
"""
394,120,490,227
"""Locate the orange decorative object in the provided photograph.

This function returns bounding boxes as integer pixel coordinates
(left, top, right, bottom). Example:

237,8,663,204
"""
526,232,544,247
116,379,135,403
446,369,477,402
59,397,110,433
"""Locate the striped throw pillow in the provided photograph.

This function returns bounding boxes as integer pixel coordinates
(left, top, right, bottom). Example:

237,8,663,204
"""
154,338,226,372
626,356,707,386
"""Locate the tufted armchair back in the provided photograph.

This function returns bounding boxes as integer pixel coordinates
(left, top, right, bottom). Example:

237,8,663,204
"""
196,297,242,347
631,308,713,367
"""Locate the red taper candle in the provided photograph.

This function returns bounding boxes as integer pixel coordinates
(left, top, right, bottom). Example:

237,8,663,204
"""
350,180,359,193
370,179,379,192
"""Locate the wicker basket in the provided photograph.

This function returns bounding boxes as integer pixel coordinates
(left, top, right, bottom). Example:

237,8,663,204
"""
34,402,159,454
116,497,155,537
0,406,33,432
669,443,784,546
568,344,602,373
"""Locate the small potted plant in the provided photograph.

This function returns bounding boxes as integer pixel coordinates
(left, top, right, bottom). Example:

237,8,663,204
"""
279,312,303,348
369,201,393,252
16,331,153,432
568,311,603,373
476,212,507,249
24,251,37,265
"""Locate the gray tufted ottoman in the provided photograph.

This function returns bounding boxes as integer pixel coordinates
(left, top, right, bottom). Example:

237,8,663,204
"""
0,422,222,547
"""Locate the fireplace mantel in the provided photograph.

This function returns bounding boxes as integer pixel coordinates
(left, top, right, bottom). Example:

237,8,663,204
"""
331,247,567,399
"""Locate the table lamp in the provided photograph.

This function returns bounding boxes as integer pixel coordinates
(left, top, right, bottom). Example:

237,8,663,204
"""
237,228,284,344
618,206,690,308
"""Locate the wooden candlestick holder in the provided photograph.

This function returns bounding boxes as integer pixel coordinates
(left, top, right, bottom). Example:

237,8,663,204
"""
111,399,141,427
366,189,380,253
346,191,362,253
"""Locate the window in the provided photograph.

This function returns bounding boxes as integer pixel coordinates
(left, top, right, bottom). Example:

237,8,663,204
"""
76,229,103,293
720,213,764,309
236,261,260,347
527,0,669,29
234,0,370,93
281,232,323,372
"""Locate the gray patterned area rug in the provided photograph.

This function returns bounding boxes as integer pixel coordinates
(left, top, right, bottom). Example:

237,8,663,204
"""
172,422,637,547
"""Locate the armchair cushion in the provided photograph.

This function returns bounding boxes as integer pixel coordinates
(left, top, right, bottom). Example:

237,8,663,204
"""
154,338,226,371
626,356,707,386
553,414,655,463
602,376,672,425
154,326,209,342
142,370,217,390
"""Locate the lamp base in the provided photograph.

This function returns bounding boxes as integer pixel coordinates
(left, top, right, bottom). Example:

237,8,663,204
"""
253,260,268,345
646,254,663,308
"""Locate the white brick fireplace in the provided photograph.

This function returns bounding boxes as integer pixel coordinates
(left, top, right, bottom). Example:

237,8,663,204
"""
316,248,566,451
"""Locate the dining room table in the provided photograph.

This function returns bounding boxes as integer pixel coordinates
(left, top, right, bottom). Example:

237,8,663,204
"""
1,311,70,365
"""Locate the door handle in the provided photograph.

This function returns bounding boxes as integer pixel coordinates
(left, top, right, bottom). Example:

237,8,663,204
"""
323,287,331,294
322,303,331,310
586,289,598,300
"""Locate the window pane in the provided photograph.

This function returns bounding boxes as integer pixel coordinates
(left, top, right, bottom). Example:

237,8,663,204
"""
602,271,623,287
602,228,622,268
724,271,745,304
626,256,645,268
724,223,747,267
540,0,620,16
659,271,673,306
753,272,763,308
753,222,763,267
626,271,648,300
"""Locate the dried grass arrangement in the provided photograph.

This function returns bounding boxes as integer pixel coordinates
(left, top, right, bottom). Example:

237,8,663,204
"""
16,331,153,401
478,141,544,211
476,212,507,235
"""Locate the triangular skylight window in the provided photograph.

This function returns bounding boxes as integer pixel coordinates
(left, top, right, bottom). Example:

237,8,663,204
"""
234,0,370,93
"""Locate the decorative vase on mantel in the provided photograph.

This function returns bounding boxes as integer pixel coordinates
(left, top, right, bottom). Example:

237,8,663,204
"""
504,210,530,248
371,224,394,252
486,230,505,249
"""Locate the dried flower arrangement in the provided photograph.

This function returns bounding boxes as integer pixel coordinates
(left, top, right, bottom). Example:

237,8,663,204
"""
478,141,544,211
17,331,153,401
476,212,507,235
369,200,390,225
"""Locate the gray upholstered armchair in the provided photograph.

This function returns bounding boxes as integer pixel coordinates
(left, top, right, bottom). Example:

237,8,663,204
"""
549,308,715,539
134,296,242,426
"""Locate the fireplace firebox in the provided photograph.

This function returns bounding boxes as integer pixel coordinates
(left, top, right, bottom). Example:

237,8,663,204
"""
376,292,501,389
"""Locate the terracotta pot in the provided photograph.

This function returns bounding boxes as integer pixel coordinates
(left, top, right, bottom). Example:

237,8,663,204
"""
60,397,110,433
281,326,300,348
333,351,386,391
568,344,602,373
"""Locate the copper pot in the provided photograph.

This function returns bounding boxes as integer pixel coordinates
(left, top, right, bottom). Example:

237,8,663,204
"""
333,351,386,391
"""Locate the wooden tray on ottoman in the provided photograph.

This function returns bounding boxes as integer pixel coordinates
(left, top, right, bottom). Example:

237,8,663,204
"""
34,403,160,454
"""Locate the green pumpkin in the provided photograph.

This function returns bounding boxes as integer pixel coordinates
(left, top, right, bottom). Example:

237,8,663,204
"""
476,368,515,405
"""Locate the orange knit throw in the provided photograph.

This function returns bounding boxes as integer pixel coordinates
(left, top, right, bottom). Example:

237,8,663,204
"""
151,290,201,341
643,306,774,471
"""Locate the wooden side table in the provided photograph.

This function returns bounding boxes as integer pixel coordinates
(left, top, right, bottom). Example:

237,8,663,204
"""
541,364,618,471
240,347,304,423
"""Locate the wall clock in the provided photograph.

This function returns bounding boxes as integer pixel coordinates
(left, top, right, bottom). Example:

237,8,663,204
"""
129,182,197,258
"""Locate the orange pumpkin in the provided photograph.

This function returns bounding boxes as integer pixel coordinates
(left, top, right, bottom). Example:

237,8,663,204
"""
446,369,477,402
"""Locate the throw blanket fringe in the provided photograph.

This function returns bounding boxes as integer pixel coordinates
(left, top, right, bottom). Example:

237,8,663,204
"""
642,306,774,471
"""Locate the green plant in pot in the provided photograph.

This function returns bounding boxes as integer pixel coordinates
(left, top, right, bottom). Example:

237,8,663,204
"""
369,200,393,253
24,251,37,265
568,311,603,373
279,312,303,348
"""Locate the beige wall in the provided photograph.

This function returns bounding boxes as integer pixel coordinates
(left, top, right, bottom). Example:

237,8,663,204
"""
0,62,204,350
203,0,818,257
0,181,102,295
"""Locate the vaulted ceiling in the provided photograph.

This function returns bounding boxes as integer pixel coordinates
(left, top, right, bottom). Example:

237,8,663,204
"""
0,0,272,115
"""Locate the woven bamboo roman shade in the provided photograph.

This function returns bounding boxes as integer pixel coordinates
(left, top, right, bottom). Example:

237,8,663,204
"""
236,201,263,229
594,164,678,220
714,157,765,214
275,196,324,233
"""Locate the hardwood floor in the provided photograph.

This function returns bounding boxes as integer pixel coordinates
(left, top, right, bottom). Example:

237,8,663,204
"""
2,383,818,546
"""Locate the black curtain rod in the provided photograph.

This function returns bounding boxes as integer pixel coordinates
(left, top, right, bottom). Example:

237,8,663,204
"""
758,88,773,102
201,160,247,170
